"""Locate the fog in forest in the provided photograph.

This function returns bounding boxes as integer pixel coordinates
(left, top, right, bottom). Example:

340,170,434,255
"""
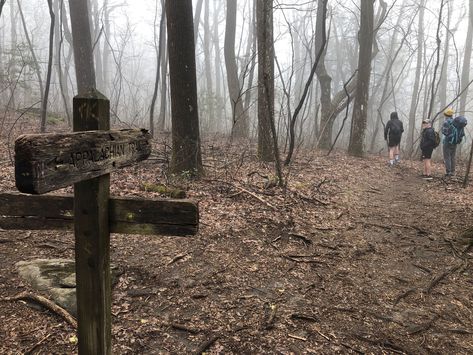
0,0,472,156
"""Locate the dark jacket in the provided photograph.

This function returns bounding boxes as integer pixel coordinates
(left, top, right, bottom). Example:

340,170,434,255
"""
384,118,404,140
420,127,436,150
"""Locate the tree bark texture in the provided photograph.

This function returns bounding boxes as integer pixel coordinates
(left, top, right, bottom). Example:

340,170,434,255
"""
348,0,374,157
68,0,96,93
460,0,473,116
257,0,274,161
166,0,203,175
225,0,248,138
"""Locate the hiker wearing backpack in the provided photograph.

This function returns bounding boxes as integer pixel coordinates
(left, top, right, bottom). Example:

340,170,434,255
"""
420,119,436,179
441,108,467,177
384,111,404,166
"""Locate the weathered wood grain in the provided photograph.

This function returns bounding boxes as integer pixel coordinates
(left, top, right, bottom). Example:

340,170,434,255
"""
0,192,199,236
73,92,112,355
15,128,151,194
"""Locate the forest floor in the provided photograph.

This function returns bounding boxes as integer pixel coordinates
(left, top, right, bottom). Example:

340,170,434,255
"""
0,119,472,354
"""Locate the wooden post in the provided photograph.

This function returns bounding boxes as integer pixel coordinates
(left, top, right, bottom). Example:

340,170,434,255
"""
5,89,199,353
73,89,111,355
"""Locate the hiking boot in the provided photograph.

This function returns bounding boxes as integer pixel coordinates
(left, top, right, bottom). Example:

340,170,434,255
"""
423,175,433,180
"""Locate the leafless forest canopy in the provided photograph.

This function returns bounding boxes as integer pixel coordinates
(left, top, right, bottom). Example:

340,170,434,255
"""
0,0,472,155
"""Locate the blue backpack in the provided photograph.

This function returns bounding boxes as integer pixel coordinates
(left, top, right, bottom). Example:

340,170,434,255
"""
447,116,467,144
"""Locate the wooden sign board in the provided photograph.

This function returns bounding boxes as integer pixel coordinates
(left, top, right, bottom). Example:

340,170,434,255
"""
6,90,199,354
15,129,151,194
0,193,198,236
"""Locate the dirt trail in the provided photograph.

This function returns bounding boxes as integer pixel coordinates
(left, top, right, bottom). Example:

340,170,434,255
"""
0,150,472,354
324,161,473,354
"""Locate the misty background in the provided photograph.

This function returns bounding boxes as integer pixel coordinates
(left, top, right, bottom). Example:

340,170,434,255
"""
0,0,471,156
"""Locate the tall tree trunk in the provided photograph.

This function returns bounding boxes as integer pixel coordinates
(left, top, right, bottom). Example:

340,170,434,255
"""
437,2,451,121
369,0,413,152
40,0,55,133
203,0,214,128
54,0,72,126
213,1,224,130
102,0,111,95
149,1,165,137
257,0,274,161
243,0,256,123
0,0,6,16
91,0,104,92
315,0,332,150
406,0,425,156
427,0,445,122
460,0,473,116
193,0,204,43
17,0,45,129
166,0,203,176
225,0,248,138
68,0,96,93
348,0,374,157
158,37,168,132
9,0,17,108
284,0,328,165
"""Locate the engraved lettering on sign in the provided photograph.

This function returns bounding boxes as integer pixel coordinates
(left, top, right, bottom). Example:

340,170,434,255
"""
52,142,143,170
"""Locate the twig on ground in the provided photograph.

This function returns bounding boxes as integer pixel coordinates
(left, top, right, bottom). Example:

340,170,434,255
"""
25,333,52,355
167,251,190,266
282,254,324,264
193,334,219,355
407,314,440,335
291,313,318,322
394,288,417,305
288,232,312,245
426,262,464,293
233,185,276,209
1,292,77,328
208,178,276,209
412,263,431,274
169,322,200,334
288,333,307,341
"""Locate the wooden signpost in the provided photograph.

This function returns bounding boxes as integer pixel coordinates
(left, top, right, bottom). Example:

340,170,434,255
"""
0,90,199,354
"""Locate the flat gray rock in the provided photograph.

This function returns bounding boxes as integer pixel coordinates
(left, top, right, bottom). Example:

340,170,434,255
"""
16,259,120,316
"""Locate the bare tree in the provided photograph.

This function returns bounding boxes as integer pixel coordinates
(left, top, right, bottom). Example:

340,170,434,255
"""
225,0,248,138
68,0,96,93
285,0,328,165
348,0,374,157
149,0,166,137
54,0,72,126
257,0,274,162
459,0,473,116
406,0,425,156
193,0,204,43
0,0,6,16
17,0,44,131
427,0,446,123
166,0,203,176
40,0,55,133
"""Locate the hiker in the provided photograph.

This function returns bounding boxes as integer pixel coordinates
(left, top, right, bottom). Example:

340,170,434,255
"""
441,108,467,177
420,119,436,179
384,111,404,166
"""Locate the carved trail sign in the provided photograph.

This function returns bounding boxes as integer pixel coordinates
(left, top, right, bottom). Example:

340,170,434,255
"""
0,90,199,355
15,129,151,194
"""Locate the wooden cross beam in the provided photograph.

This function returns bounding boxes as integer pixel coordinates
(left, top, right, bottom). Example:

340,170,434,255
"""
0,90,199,355
0,193,198,236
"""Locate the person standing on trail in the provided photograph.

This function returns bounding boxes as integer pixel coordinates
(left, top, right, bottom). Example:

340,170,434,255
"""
420,119,436,180
384,111,404,166
441,107,467,177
